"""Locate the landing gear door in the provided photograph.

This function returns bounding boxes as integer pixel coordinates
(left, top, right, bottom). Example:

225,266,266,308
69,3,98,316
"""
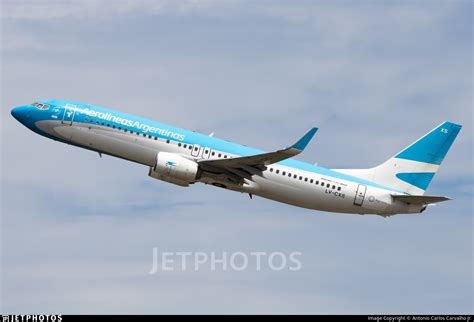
354,184,367,206
62,104,76,125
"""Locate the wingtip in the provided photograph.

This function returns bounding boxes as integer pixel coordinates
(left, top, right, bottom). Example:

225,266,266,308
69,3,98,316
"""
291,127,318,151
444,121,462,129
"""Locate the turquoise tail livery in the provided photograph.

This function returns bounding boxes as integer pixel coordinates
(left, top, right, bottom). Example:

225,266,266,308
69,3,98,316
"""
334,121,462,195
395,121,462,165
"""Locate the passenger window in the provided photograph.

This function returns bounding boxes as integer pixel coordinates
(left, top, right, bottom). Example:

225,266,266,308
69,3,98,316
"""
224,155,227,158
321,182,324,186
166,140,170,144
310,179,313,183
337,187,341,191
195,147,198,151
304,178,307,182
183,144,187,148
326,183,330,188
85,118,88,122
276,170,280,174
154,137,157,140
218,154,222,157
282,171,286,175
118,127,122,130
270,168,273,172
212,152,215,156
125,129,128,132
332,185,336,189
101,122,105,126
178,143,182,147
112,125,116,128
288,173,292,177
293,174,297,179
107,124,110,127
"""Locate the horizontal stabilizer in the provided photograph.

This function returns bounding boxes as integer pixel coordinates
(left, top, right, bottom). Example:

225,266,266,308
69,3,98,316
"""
392,195,451,205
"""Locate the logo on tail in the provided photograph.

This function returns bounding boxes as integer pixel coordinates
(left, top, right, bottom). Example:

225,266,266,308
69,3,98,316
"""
334,121,462,195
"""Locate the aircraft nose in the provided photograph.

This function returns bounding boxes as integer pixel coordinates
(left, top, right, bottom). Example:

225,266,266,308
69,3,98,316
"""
11,105,31,122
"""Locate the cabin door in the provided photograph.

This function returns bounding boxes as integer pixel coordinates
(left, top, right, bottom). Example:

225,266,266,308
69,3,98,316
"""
62,104,76,125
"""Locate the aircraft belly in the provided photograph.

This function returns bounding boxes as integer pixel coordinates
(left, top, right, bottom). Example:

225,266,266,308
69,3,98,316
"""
252,176,357,213
73,126,157,165
36,121,157,166
35,120,70,140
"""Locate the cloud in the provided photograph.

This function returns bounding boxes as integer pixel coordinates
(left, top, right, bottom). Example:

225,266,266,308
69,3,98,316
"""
1,0,242,20
1,0,472,314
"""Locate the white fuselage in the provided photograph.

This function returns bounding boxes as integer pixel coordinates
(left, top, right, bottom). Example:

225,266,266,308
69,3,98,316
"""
34,118,423,217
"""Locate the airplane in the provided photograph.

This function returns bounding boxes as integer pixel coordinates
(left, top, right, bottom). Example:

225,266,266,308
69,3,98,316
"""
11,100,462,217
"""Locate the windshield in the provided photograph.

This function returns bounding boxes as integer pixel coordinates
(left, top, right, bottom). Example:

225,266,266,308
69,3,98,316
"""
31,102,50,110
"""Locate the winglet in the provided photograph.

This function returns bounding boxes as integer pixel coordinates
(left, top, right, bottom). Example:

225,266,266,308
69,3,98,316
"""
291,127,318,151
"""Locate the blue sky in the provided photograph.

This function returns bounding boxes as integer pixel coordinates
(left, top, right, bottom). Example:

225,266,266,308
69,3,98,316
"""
1,0,472,314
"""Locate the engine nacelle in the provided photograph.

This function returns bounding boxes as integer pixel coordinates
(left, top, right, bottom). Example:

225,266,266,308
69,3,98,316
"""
148,152,198,187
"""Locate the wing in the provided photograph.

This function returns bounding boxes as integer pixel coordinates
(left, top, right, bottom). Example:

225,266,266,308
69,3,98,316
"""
199,127,318,169
391,195,451,204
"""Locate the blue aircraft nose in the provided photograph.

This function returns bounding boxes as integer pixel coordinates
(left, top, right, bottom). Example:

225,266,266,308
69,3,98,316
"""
11,105,31,122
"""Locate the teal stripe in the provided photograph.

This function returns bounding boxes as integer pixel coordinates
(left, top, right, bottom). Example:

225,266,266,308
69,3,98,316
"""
395,121,462,165
396,172,436,190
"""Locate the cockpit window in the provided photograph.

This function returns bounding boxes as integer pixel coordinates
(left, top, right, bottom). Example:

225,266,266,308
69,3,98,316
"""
31,102,50,110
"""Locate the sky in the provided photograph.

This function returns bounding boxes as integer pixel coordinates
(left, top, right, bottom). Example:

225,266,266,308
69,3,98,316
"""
1,0,473,314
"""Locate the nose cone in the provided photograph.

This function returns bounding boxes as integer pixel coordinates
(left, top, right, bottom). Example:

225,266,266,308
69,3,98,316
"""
11,105,31,123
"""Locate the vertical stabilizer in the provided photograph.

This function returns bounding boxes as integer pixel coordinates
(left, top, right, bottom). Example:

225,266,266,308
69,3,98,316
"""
334,121,462,195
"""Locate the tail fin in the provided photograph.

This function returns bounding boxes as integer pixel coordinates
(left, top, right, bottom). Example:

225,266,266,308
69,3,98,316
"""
334,121,462,195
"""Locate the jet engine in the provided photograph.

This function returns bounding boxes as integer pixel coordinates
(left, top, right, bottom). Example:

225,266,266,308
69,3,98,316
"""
148,152,199,187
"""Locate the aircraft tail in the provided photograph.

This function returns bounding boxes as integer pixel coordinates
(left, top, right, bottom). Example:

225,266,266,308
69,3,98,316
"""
334,121,462,195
